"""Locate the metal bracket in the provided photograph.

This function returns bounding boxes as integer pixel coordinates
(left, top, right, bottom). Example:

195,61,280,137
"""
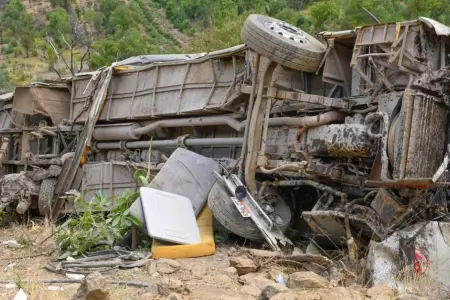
216,172,293,251
432,144,450,183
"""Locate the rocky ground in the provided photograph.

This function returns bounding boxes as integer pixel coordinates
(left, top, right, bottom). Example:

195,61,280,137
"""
0,223,435,300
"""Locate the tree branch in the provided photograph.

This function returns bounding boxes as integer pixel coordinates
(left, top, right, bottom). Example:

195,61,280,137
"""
77,44,91,73
50,36,74,76
39,53,62,79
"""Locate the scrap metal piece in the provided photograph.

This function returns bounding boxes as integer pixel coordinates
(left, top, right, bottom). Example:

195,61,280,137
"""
370,189,406,225
432,144,450,182
305,124,373,157
0,172,40,214
217,173,293,251
303,205,386,246
52,67,113,219
13,85,71,124
0,138,9,166
245,60,277,196
367,221,450,297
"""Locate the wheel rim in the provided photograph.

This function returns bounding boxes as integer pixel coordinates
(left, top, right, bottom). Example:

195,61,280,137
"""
265,21,310,44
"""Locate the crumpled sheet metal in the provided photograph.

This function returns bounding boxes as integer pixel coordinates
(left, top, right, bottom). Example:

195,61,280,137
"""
12,86,71,124
419,17,450,36
0,172,40,211
0,92,13,102
367,221,450,295
115,44,246,66
52,67,113,219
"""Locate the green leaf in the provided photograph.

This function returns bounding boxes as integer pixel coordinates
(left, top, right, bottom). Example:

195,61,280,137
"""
58,251,72,260
129,216,142,227
106,232,115,244
138,175,149,186
112,217,120,227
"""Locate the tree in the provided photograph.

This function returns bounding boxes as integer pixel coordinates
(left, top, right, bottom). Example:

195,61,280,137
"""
0,68,14,94
90,28,151,69
108,4,136,34
50,0,74,7
2,0,37,56
309,0,338,31
99,0,121,21
47,8,71,47
84,10,105,34
43,10,92,76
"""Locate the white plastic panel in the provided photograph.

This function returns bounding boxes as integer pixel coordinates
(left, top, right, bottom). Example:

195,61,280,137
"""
140,187,201,245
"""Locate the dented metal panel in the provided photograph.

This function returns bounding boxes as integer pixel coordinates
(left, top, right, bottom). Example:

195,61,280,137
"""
302,205,386,245
82,162,137,205
419,17,450,36
13,86,71,124
71,48,246,123
371,189,406,225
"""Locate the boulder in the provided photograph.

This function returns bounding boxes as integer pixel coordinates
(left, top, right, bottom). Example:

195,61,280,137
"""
167,293,184,300
224,267,238,278
247,249,281,258
156,259,181,274
269,292,300,300
287,272,328,289
258,283,289,300
241,285,261,297
366,285,395,298
191,265,208,278
72,272,109,300
159,278,189,297
239,273,274,290
229,256,257,275
228,247,238,256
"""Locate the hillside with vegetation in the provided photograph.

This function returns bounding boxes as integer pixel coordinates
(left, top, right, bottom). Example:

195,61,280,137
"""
1,0,450,93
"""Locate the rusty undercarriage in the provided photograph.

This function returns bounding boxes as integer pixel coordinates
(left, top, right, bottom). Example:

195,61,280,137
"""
1,15,450,250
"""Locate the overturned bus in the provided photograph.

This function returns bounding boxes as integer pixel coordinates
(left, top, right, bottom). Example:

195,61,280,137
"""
1,15,450,247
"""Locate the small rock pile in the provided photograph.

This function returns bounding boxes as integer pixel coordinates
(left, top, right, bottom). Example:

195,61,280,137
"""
68,251,433,300
225,250,433,300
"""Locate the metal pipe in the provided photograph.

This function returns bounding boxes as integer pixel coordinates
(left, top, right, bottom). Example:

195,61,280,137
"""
93,123,141,141
362,7,380,23
259,164,305,174
239,52,260,180
93,111,345,141
39,128,58,137
133,115,244,136
267,111,346,127
34,154,58,159
353,106,378,114
95,137,244,150
320,30,357,39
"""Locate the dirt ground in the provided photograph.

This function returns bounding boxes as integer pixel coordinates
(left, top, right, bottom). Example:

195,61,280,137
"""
0,223,433,300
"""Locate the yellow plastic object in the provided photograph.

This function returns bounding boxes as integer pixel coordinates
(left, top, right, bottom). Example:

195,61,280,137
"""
151,205,216,259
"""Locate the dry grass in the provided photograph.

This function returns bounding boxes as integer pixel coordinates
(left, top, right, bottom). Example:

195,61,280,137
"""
395,265,450,299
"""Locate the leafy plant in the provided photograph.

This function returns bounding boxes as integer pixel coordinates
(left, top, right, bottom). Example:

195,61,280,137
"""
55,182,143,258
